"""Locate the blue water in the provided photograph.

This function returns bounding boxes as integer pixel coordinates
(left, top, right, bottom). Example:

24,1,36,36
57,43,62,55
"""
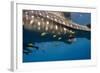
23,12,91,62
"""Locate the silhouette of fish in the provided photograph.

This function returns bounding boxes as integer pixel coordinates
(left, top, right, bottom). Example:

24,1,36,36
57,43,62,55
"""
23,10,91,54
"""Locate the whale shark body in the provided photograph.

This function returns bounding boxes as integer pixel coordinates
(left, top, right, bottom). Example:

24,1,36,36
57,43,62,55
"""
23,10,91,54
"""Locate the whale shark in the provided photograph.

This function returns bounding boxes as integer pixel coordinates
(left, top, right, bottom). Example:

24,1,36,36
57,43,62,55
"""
23,10,91,54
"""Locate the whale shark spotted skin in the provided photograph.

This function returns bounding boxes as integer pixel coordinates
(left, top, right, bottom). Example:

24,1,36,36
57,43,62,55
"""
23,10,91,54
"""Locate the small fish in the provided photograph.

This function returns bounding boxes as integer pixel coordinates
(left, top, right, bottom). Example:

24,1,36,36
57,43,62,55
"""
23,43,39,55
